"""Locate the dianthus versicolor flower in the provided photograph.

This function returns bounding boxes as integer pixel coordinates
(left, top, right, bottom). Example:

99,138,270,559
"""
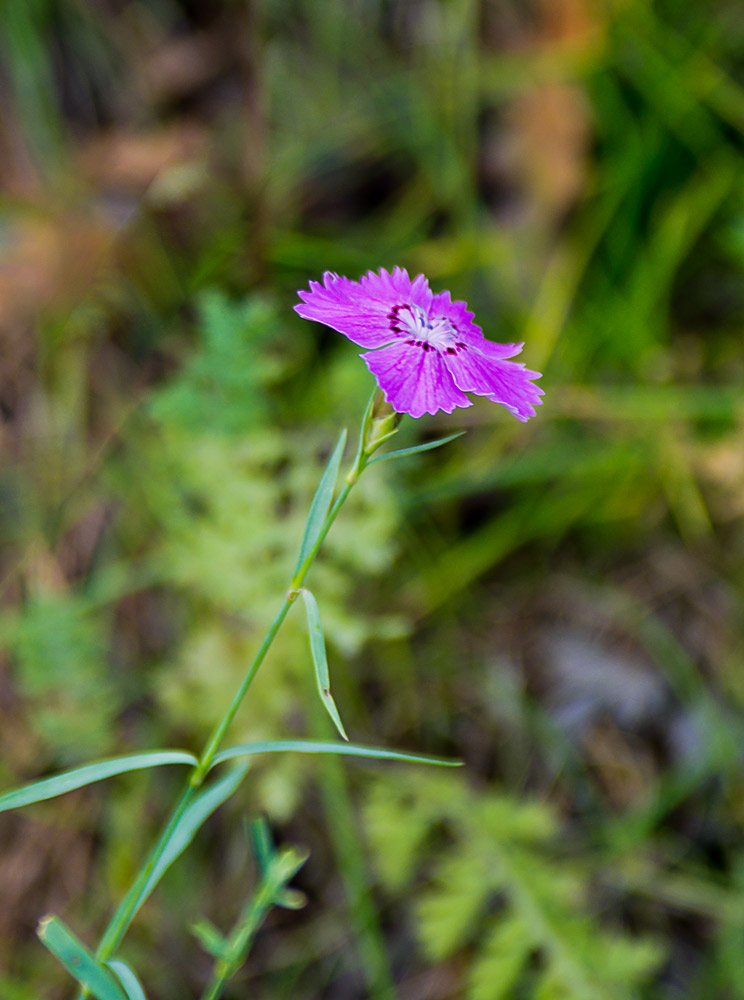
295,267,543,421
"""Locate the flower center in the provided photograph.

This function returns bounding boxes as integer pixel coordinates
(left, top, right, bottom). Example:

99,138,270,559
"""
388,304,461,352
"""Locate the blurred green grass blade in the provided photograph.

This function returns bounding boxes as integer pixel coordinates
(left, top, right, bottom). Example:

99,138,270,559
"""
211,740,461,768
37,918,127,1000
105,961,148,1000
2,1,65,166
368,432,466,466
0,751,198,814
314,724,398,1000
294,428,347,574
404,480,619,612
250,816,274,874
134,764,250,913
300,588,349,741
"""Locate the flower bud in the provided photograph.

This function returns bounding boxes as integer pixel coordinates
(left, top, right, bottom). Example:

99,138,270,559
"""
361,392,403,456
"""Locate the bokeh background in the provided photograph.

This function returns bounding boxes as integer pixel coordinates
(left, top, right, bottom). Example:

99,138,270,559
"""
2,0,744,997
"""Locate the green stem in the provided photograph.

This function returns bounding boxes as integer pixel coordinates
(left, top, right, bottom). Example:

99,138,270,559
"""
199,893,267,1000
82,419,371,982
191,475,355,788
289,480,354,591
190,598,295,787
198,853,300,1000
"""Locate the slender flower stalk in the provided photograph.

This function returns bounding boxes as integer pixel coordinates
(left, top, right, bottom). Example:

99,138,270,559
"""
81,393,384,983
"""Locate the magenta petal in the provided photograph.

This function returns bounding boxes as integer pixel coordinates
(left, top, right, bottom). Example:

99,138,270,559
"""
361,341,471,418
360,266,433,311
294,267,433,349
295,271,395,349
443,346,544,421
476,339,526,360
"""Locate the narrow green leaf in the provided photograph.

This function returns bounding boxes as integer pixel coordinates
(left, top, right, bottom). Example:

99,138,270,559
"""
210,740,462,768
249,818,307,908
0,751,198,815
270,844,310,886
294,428,347,574
134,764,249,914
106,961,149,1000
191,919,229,959
275,887,307,910
300,590,330,690
368,431,465,465
38,917,127,1000
300,588,348,741
318,688,348,742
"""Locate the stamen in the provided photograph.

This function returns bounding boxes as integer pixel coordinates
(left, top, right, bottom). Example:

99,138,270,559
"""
388,303,458,351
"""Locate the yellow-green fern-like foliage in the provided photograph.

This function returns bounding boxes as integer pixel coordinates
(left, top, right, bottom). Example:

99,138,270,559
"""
364,772,663,1000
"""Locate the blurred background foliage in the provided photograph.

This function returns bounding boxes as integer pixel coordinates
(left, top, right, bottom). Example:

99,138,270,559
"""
1,0,744,997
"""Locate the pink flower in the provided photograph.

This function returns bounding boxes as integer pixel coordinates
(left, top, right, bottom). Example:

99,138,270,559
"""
295,267,543,421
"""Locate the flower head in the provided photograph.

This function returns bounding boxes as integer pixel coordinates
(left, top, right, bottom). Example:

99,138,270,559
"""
295,267,543,420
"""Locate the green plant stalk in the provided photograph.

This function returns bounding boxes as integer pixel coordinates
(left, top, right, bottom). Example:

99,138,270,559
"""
190,598,296,788
189,473,354,789
82,411,376,984
199,891,267,1000
199,848,307,1000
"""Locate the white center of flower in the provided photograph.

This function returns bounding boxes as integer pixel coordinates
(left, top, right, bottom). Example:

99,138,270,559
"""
392,304,458,350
